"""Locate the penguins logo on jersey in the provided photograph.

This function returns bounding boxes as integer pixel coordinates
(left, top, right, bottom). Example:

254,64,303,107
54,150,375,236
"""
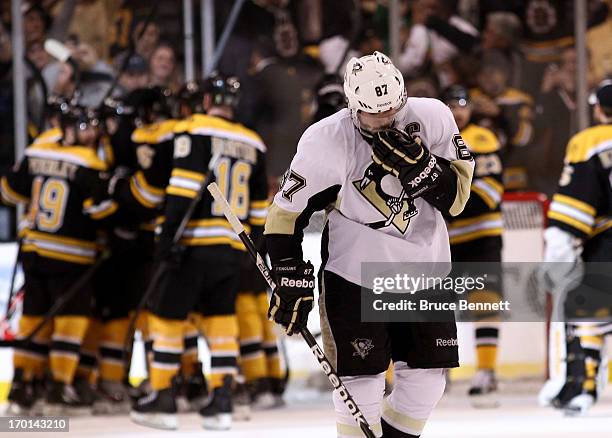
351,338,374,359
352,163,418,234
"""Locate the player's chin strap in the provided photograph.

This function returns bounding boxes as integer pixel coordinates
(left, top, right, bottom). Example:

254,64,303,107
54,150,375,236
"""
207,182,377,438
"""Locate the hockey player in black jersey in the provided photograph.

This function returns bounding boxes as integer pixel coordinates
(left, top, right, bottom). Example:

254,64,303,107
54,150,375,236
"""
538,80,612,416
130,74,269,431
265,52,474,437
443,85,505,408
88,87,178,414
1,105,118,416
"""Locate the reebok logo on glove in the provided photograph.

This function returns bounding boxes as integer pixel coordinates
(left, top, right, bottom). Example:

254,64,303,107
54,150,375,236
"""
407,156,437,188
280,277,316,289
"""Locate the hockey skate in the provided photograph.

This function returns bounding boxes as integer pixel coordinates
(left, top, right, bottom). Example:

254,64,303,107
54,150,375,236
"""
130,388,178,430
6,369,44,416
468,370,499,408
200,375,233,430
93,380,130,415
43,380,93,416
250,378,280,411
551,380,596,416
177,367,208,412
233,380,252,421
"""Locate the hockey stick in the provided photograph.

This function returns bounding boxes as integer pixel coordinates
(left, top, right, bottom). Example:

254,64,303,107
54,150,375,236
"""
3,240,22,318
122,152,221,373
207,182,376,438
0,250,111,348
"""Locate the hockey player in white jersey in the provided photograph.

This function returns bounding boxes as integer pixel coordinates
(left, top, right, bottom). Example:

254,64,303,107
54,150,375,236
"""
264,52,474,437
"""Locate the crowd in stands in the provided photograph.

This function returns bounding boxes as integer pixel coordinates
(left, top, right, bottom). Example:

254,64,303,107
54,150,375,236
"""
0,0,611,231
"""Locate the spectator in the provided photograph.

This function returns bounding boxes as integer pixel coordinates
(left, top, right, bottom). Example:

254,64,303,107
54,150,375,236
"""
517,0,609,95
532,47,580,195
134,20,161,61
115,53,149,96
51,0,120,61
23,2,51,45
398,0,478,85
148,41,180,91
45,41,115,108
587,0,612,83
26,39,56,131
481,12,523,88
471,50,535,190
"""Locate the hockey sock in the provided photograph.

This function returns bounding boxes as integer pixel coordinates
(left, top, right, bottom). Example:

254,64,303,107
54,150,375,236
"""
180,320,199,378
237,293,266,382
148,314,184,391
14,315,52,381
382,365,445,437
196,314,239,389
258,292,283,379
333,374,384,438
99,318,130,382
76,319,101,384
475,324,500,371
50,316,90,384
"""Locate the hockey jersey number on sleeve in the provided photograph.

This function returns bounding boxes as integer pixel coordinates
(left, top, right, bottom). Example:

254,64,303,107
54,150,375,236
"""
280,169,306,202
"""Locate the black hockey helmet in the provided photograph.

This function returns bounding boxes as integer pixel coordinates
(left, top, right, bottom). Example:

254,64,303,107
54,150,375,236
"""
441,85,470,107
589,79,612,112
317,74,345,111
124,86,173,125
312,74,345,123
203,73,241,109
176,80,206,116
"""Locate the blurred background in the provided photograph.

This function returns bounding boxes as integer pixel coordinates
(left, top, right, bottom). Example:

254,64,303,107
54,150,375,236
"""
0,0,610,239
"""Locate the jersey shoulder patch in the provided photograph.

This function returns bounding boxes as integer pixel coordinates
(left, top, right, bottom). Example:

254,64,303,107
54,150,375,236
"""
565,125,612,164
461,124,499,154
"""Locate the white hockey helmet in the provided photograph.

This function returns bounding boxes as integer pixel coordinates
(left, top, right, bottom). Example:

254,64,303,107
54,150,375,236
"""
343,51,406,131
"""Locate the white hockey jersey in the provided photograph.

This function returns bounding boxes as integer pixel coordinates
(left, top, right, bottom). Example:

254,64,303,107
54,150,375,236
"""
265,97,474,287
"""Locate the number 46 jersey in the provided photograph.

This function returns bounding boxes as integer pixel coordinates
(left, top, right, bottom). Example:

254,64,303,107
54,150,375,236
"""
1,141,118,269
265,98,474,287
159,114,268,254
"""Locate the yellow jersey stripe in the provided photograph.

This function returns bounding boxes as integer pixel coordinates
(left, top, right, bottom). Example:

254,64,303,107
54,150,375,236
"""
481,177,504,194
450,228,503,245
249,217,267,226
552,194,596,216
135,171,165,196
89,201,118,220
166,186,198,199
250,200,269,209
548,211,592,234
22,244,95,265
171,168,205,183
471,185,497,210
447,212,502,229
130,178,157,209
1,177,29,204
26,230,97,249
179,236,246,251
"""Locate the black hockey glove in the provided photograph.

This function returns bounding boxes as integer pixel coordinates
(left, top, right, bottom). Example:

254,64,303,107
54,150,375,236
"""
371,128,441,199
268,259,315,336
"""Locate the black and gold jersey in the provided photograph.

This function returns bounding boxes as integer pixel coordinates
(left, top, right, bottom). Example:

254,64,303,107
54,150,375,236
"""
447,124,503,246
548,124,612,241
160,114,268,252
112,119,177,223
1,142,117,267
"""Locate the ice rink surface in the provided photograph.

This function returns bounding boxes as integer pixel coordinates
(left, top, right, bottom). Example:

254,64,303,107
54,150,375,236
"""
11,383,611,438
